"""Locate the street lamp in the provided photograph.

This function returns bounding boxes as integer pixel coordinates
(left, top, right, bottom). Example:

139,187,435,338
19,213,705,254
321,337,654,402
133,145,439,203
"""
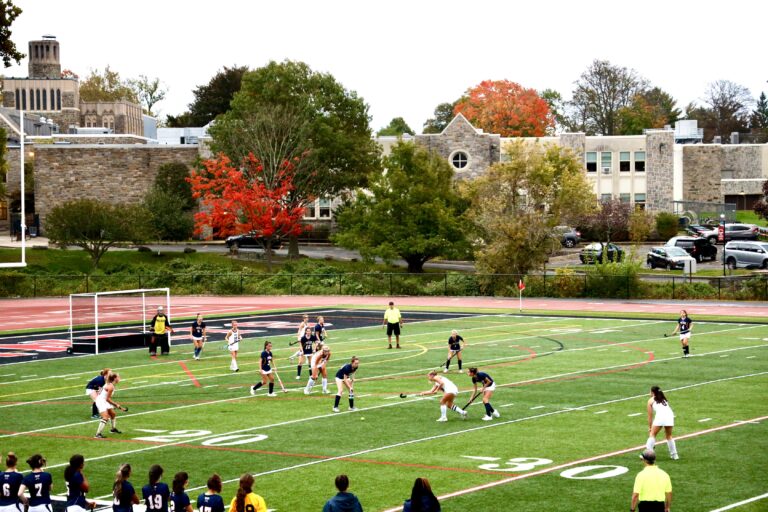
720,213,726,276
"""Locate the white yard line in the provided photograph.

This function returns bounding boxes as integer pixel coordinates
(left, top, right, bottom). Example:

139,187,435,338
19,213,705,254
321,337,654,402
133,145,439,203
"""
708,493,768,512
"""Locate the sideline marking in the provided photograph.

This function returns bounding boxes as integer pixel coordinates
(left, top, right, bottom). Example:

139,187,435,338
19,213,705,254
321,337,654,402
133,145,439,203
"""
709,492,768,512
698,418,712,423
628,413,642,417
381,415,768,512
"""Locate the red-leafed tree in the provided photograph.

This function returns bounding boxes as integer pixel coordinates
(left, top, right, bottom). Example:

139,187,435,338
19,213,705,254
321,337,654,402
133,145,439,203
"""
188,153,308,270
454,79,554,137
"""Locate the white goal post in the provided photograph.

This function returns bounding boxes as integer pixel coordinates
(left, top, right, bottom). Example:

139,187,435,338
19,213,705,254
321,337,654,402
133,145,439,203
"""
1,110,27,268
69,288,171,354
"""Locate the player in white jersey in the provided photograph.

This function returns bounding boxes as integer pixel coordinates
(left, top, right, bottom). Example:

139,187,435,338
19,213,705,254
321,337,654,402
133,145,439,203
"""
304,345,331,395
289,314,310,362
225,320,242,372
420,371,467,422
94,373,125,438
645,386,679,460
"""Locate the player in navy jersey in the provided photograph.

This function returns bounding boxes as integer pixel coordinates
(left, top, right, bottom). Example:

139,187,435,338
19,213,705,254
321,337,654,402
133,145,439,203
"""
0,452,23,512
443,330,466,373
314,316,328,341
333,356,359,412
142,465,169,512
671,309,693,357
112,464,139,512
196,475,224,512
190,314,207,360
169,473,192,512
64,454,94,512
18,454,53,512
295,327,318,380
85,368,111,419
250,341,276,397
468,368,500,421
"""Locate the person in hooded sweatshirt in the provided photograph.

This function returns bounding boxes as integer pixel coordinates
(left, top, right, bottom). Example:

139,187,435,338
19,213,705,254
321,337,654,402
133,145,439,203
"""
403,478,440,512
322,475,362,512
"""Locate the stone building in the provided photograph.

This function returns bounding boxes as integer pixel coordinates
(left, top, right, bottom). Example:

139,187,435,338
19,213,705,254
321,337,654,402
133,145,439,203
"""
1,36,145,136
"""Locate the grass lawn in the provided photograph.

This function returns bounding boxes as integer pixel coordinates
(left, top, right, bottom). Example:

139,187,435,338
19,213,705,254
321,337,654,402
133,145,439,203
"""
1,310,766,511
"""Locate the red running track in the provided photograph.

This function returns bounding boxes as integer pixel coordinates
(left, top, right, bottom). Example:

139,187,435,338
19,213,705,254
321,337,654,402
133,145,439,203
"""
1,295,767,332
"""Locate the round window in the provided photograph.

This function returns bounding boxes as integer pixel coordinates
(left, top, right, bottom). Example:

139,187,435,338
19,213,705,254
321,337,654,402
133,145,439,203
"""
451,151,469,170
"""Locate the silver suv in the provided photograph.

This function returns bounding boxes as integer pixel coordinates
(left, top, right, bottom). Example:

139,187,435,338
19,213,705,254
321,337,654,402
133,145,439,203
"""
723,241,768,269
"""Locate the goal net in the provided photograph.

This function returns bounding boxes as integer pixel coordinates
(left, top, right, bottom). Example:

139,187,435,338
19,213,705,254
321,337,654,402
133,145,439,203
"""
69,288,171,354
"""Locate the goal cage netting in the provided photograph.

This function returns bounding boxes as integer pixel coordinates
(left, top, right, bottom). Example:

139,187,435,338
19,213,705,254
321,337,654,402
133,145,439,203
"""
69,288,171,354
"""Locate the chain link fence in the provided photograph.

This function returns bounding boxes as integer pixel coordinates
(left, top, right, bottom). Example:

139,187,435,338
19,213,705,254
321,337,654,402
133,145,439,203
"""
1,271,767,301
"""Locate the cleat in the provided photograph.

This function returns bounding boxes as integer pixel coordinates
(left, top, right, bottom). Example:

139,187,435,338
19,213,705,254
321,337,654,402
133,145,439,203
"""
461,411,468,420
91,414,100,419
458,369,463,373
94,433,105,439
267,393,277,397
482,415,493,421
295,375,301,380
322,389,330,394
110,428,122,434
388,345,392,349
671,454,679,460
234,368,240,372
436,417,448,422
396,345,401,349
443,368,448,373
493,410,500,418
332,407,340,413
349,407,357,411
304,389,310,395
250,386,256,396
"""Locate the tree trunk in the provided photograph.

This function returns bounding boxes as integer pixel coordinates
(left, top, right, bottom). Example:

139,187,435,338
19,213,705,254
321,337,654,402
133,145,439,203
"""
288,234,299,259
405,256,426,273
265,240,273,272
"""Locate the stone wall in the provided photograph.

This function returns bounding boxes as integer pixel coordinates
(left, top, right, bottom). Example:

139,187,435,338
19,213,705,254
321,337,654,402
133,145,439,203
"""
34,145,200,226
681,145,724,203
559,133,586,161
5,147,22,197
645,130,675,211
415,114,500,179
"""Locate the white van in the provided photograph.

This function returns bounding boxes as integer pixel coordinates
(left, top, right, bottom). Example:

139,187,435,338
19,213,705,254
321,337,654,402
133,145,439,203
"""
723,241,768,269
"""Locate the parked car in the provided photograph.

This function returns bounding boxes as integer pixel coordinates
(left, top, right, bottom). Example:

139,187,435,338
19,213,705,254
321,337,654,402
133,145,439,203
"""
689,223,759,244
225,234,284,250
665,236,717,263
686,224,718,238
646,246,696,270
579,242,624,264
554,226,581,248
723,241,768,269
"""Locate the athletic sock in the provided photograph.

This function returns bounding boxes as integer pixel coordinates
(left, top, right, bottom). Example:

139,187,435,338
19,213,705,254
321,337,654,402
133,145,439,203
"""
646,436,655,451
110,417,116,428
445,359,451,369
484,403,493,415
268,382,274,394
91,403,98,416
96,419,107,435
349,396,354,409
450,405,465,414
334,395,341,408
297,365,302,377
667,439,678,457
322,378,327,390
307,378,315,390
458,360,462,370
253,383,263,391
683,345,689,355
440,405,447,418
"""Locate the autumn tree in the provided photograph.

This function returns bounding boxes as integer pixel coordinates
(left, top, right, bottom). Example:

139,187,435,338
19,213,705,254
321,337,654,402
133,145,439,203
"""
0,0,24,68
333,141,470,273
187,153,306,270
753,180,768,222
567,59,648,135
454,80,553,137
209,60,381,256
166,65,248,127
576,199,632,243
616,87,681,135
79,66,139,103
686,80,753,142
422,101,457,134
44,199,153,268
465,140,596,275
128,75,167,117
377,117,415,136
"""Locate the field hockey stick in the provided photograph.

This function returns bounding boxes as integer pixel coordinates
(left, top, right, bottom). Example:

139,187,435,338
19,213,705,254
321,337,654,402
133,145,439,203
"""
663,331,676,338
399,392,421,399
117,404,129,412
462,390,482,410
440,349,460,369
273,368,288,393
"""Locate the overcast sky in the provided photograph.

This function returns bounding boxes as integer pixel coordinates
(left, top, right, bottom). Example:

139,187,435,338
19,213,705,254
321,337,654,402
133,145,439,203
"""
5,0,767,132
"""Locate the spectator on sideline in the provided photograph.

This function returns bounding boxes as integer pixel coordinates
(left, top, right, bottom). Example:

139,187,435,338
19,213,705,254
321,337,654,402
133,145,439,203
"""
197,474,225,512
322,475,363,512
0,452,23,512
112,464,139,512
149,306,173,356
227,474,266,512
64,454,96,512
170,472,192,512
403,477,440,512
631,449,672,512
18,454,53,512
382,301,403,349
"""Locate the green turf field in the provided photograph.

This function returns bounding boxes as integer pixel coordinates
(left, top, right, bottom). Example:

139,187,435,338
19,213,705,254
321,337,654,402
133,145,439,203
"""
1,312,767,511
